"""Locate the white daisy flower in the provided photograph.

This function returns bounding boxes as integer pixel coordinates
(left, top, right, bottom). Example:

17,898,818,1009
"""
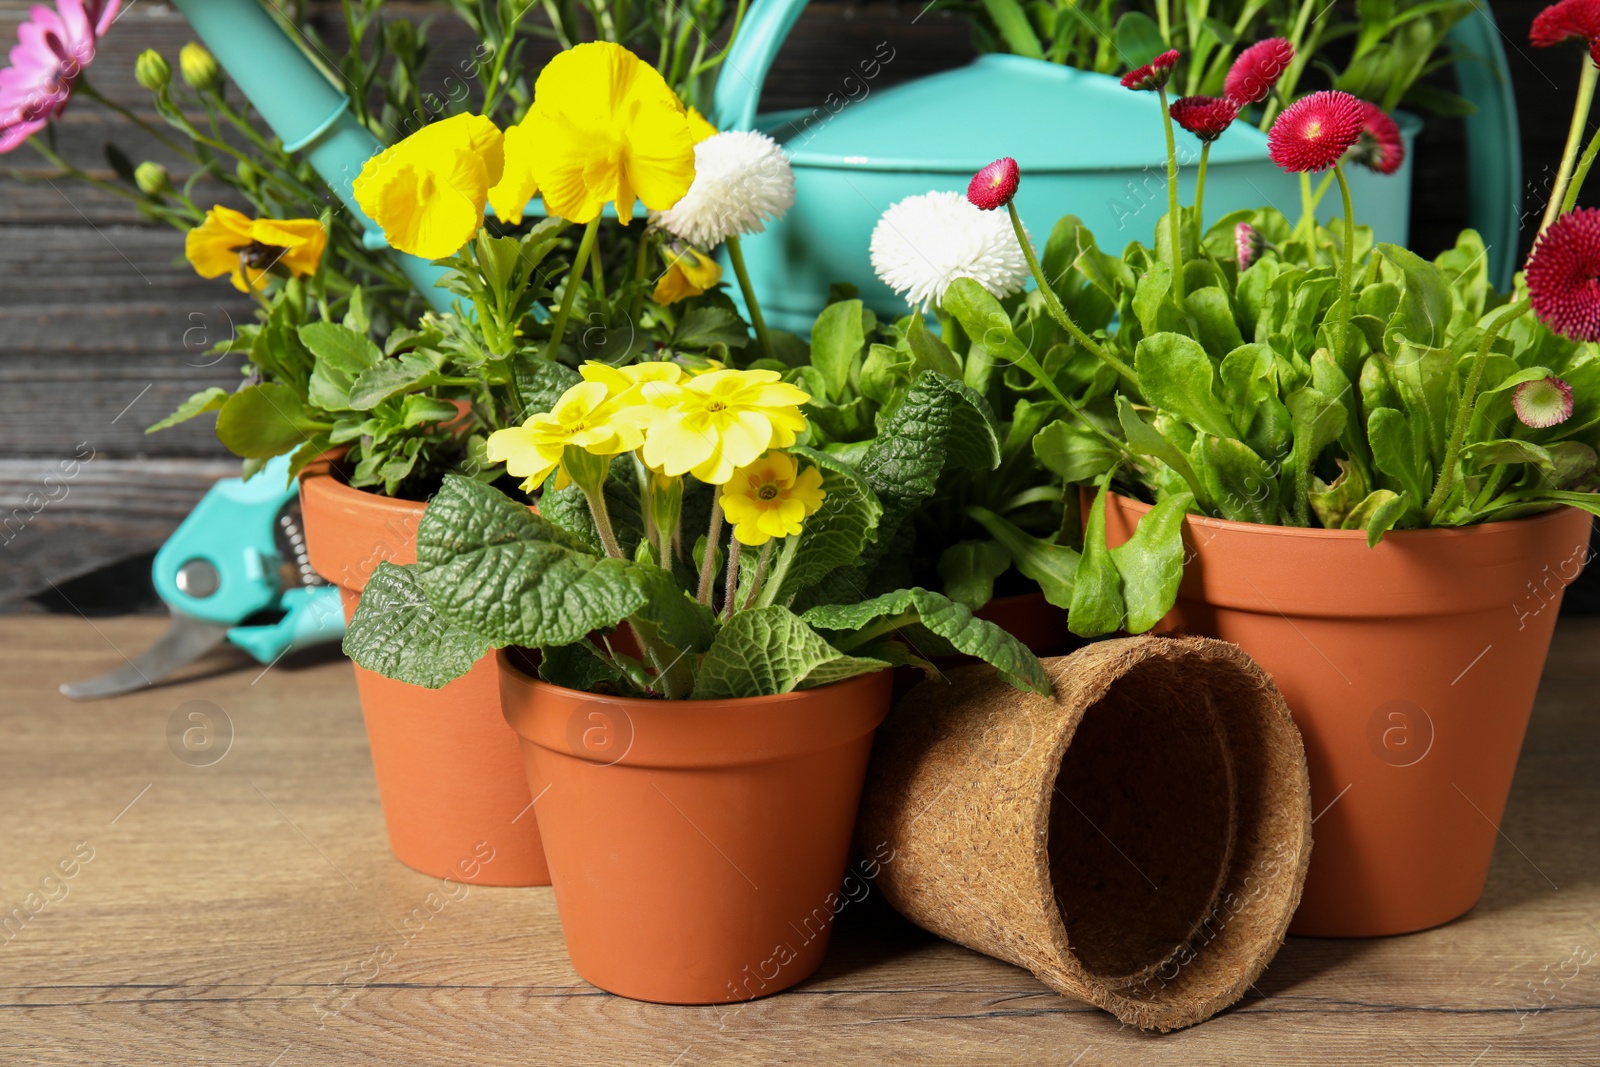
870,190,1032,310
653,130,796,248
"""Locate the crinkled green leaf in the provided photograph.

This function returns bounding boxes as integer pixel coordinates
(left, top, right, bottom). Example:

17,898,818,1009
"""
512,357,581,420
693,605,886,699
763,445,883,604
343,562,490,689
802,587,1049,694
348,352,447,410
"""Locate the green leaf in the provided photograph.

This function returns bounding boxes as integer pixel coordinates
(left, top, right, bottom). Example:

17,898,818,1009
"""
215,383,329,459
1310,459,1369,529
694,605,887,699
413,475,648,647
982,0,1046,59
765,446,884,604
1108,492,1191,633
1033,418,1120,483
906,312,962,380
348,353,446,410
1342,488,1402,531
1069,477,1125,637
1282,387,1348,518
301,321,383,410
512,357,582,419
537,642,633,695
809,299,866,402
630,562,717,654
1462,438,1555,470
937,539,1012,609
1113,10,1165,65
968,505,1079,609
343,562,490,689
1135,332,1237,440
1186,287,1245,360
1368,406,1432,505
1192,432,1279,524
802,587,1050,694
1380,243,1453,349
1116,397,1209,506
146,387,228,433
1364,491,1411,546
673,306,750,351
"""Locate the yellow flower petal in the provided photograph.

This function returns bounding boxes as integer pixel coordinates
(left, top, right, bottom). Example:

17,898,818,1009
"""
353,113,504,259
686,106,717,144
487,120,539,224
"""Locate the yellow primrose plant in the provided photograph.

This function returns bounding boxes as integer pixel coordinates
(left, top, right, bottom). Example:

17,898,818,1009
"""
341,360,1049,699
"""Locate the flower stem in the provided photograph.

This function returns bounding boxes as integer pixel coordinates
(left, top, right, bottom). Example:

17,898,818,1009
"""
1333,164,1356,366
590,231,607,304
582,483,625,558
1424,299,1532,523
1544,59,1599,234
1158,85,1185,303
1194,142,1210,243
722,537,742,619
724,234,775,363
753,532,801,608
545,218,601,363
629,230,651,323
1005,202,1140,391
696,502,724,605
741,540,776,610
1562,121,1600,217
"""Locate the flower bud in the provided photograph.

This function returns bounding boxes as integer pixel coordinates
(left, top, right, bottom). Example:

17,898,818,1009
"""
967,157,1020,211
235,158,258,190
134,162,171,197
179,42,222,93
134,50,170,93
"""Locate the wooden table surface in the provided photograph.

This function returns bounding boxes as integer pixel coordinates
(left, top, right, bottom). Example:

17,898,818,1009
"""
2,615,1597,1066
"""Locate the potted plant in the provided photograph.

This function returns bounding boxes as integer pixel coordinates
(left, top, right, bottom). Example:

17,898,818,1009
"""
919,33,1599,936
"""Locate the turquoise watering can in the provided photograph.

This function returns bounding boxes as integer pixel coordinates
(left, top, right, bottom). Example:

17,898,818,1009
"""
712,0,1521,333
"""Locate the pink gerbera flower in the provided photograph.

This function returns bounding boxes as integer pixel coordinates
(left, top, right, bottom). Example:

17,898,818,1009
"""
1526,208,1600,342
967,157,1020,211
0,0,120,154
1225,38,1295,106
1121,49,1180,92
1348,100,1406,175
1267,91,1366,173
1169,95,1241,143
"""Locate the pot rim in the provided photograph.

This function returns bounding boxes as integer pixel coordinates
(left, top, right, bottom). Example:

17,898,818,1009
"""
1109,491,1585,542
299,454,430,516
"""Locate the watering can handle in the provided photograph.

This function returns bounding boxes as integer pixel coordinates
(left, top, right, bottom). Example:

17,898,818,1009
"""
713,0,1522,286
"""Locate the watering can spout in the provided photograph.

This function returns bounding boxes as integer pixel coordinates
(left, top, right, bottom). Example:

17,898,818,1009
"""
712,0,809,132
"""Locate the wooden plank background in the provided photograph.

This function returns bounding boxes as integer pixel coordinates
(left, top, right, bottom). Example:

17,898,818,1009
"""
0,0,1589,608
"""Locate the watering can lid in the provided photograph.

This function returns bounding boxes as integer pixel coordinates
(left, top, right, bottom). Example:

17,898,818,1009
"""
763,55,1271,172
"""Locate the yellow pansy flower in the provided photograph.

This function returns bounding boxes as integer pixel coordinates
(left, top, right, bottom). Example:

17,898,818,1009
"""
485,380,646,492
352,113,505,259
640,368,810,485
686,107,718,144
580,360,686,404
653,243,722,305
498,42,697,225
185,206,326,292
719,452,826,546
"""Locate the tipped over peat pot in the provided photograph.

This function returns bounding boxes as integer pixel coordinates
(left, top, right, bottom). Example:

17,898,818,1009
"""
298,461,549,886
860,635,1312,1031
498,651,894,1004
1102,494,1594,936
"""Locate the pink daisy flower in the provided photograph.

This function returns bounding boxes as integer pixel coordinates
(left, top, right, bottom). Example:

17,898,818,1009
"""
1512,376,1576,429
1267,91,1366,173
1225,38,1295,107
967,157,1020,211
1121,50,1180,93
1348,101,1406,175
1169,95,1241,143
0,0,120,154
1526,208,1600,342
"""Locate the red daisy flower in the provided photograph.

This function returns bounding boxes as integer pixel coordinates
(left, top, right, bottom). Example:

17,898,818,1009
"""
1512,376,1576,428
1347,100,1406,175
1169,95,1241,143
967,157,1020,211
1121,49,1181,92
1225,38,1295,106
1236,222,1263,271
1530,0,1600,47
1526,208,1600,342
1267,91,1366,173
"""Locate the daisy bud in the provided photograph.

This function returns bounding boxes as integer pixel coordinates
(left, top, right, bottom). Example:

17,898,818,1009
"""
134,161,171,197
967,157,1020,211
1526,207,1600,342
1347,101,1406,175
1120,49,1181,92
1236,222,1263,272
1225,38,1294,106
1267,91,1366,173
1169,96,1241,144
179,42,223,93
1513,376,1576,428
135,50,170,93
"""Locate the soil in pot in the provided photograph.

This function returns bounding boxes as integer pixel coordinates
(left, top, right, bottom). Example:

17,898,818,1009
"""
299,461,548,887
498,648,894,1004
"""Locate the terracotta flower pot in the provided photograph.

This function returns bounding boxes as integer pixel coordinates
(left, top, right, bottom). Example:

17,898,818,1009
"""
498,650,894,1003
1101,493,1593,936
299,462,548,887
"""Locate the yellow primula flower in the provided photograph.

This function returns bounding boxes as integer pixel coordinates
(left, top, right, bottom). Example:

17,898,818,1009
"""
579,360,686,405
719,452,826,546
485,380,646,492
497,42,697,225
185,206,326,292
641,369,810,485
352,112,505,260
653,243,722,305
